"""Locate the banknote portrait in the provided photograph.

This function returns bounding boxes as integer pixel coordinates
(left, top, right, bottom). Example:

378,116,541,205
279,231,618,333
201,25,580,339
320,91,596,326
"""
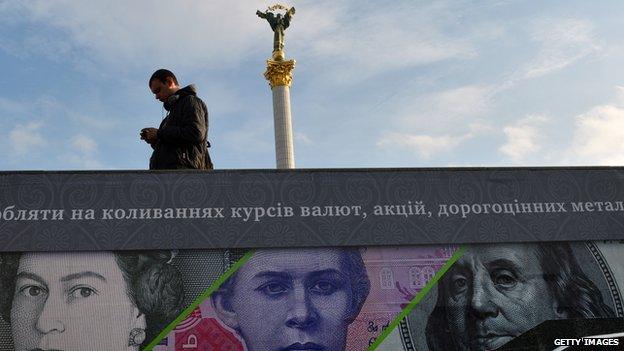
211,248,371,351
0,251,185,351
421,242,616,351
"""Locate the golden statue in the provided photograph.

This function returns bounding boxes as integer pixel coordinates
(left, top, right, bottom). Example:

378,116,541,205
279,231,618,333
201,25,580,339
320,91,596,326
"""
256,5,296,61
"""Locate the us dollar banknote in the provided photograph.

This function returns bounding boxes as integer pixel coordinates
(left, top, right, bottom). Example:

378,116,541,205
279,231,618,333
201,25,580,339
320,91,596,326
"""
377,241,624,351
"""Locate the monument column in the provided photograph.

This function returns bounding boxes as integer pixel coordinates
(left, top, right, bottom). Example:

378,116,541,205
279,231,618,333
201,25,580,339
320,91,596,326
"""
265,59,296,169
257,5,297,169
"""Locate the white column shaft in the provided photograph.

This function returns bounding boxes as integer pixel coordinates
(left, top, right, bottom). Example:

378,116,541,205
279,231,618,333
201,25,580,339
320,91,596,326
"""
272,85,295,169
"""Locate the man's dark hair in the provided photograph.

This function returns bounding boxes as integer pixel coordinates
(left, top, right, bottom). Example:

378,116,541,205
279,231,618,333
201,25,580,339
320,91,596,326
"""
149,69,179,86
425,243,615,351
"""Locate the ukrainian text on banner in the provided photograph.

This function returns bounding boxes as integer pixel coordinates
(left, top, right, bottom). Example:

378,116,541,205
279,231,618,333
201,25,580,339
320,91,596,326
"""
2,168,624,251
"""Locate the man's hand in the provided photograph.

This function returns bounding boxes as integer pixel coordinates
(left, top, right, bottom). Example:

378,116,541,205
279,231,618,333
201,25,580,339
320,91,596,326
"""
140,127,158,144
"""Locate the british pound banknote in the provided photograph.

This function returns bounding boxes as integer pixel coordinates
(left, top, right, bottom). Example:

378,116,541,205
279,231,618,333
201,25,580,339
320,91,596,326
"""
0,250,228,351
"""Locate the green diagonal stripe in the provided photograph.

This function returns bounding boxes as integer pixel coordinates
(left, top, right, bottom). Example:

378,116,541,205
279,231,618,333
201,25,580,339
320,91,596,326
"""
142,250,255,351
367,246,467,351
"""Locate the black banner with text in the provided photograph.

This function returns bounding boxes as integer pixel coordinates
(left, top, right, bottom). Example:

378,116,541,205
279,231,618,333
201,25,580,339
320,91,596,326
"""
1,168,624,251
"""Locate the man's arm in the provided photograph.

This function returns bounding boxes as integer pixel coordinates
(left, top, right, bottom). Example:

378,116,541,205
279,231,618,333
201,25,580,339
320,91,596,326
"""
157,97,207,145
256,10,267,19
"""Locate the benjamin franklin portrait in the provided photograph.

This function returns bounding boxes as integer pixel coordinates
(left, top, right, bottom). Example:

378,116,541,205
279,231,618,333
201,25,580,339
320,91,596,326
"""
400,242,621,351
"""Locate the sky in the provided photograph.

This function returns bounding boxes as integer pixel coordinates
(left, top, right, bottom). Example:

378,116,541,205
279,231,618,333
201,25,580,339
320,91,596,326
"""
1,0,624,171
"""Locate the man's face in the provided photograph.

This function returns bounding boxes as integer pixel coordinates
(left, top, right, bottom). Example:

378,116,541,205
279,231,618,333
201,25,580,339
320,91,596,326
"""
442,244,562,350
226,249,356,351
149,77,176,102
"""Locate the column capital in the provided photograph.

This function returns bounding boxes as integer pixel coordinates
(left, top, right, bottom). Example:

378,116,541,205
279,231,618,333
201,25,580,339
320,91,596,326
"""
264,59,296,88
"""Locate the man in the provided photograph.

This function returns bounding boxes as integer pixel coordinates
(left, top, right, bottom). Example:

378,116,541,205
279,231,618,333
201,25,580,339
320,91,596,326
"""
141,69,213,170
424,243,614,351
211,248,371,351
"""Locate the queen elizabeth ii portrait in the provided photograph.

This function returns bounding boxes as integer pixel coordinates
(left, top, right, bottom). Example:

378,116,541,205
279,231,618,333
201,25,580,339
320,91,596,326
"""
0,250,184,350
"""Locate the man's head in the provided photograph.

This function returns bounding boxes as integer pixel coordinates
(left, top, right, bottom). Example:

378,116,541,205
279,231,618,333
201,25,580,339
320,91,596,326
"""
425,243,614,351
211,248,370,351
148,69,180,102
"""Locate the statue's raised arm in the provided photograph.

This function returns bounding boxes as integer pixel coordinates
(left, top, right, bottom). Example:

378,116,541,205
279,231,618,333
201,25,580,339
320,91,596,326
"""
283,7,295,28
257,5,296,60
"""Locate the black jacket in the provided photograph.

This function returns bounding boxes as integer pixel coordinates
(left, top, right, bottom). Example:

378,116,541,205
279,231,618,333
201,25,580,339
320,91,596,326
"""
149,85,213,170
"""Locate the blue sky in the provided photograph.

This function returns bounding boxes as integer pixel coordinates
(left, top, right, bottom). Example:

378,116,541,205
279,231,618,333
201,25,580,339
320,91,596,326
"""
1,0,624,170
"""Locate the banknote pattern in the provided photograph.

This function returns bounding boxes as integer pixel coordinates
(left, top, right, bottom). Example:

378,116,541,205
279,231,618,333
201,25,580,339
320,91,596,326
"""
154,245,456,351
382,241,624,351
0,250,227,351
0,242,620,350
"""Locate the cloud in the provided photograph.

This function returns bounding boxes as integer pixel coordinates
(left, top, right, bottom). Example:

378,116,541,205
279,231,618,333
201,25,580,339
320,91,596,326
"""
217,117,273,168
1,94,110,169
1,0,271,70
375,84,493,160
71,134,97,153
520,18,600,80
0,97,30,120
293,1,475,83
64,134,103,169
386,85,492,135
497,88,624,167
0,1,619,171
295,132,312,145
9,122,45,155
568,104,624,165
416,85,491,121
377,133,462,159
377,122,491,159
616,86,624,102
499,115,549,163
0,0,476,81
487,17,602,95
